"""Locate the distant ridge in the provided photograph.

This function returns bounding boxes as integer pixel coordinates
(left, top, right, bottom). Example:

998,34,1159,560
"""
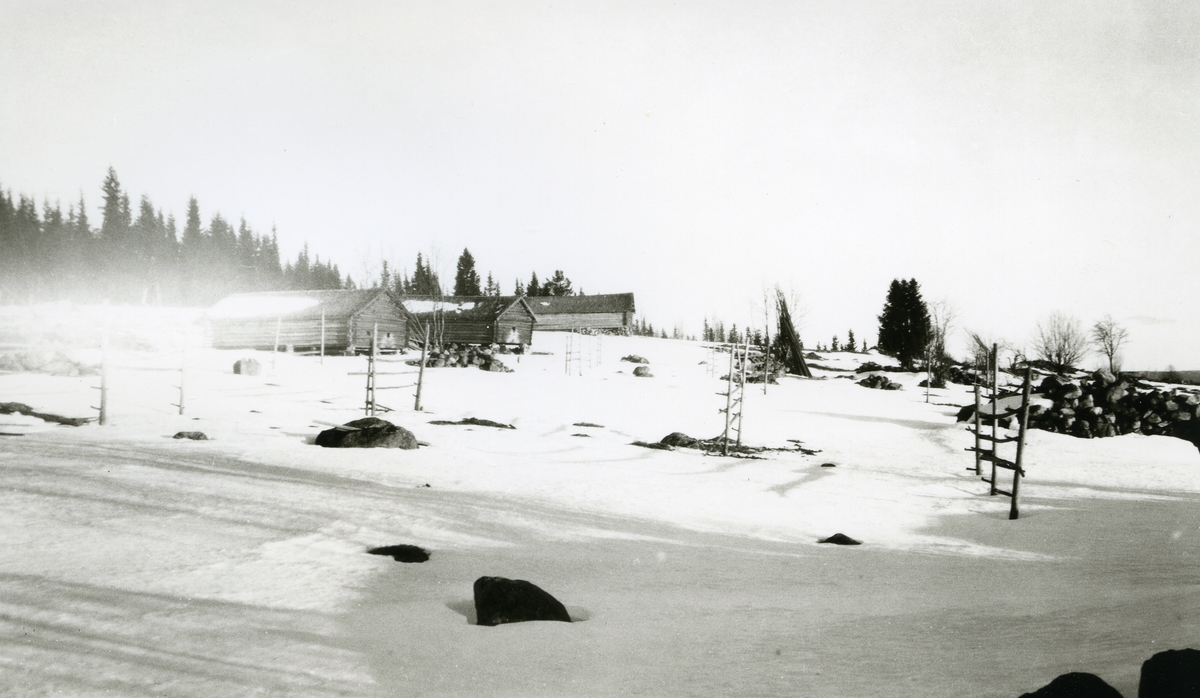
1129,370,1200,386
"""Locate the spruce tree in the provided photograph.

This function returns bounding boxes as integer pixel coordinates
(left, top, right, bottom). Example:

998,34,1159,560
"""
453,248,482,296
526,271,540,297
877,278,931,369
846,329,857,353
543,269,572,296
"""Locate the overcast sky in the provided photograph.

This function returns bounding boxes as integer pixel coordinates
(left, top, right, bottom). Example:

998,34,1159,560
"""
2,1,1198,370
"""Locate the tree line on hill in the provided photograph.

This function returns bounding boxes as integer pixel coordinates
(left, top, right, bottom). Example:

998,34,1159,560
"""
0,168,343,306
376,247,579,300
1,170,592,310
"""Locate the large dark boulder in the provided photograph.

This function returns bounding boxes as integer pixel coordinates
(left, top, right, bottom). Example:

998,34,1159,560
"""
819,533,862,545
621,355,649,364
473,576,571,627
633,366,653,377
1019,672,1123,698
172,431,208,440
233,358,261,376
660,432,700,448
1139,648,1200,698
316,417,418,449
368,544,429,563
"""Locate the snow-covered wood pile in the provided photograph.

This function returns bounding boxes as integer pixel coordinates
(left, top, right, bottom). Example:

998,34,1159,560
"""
1028,371,1200,449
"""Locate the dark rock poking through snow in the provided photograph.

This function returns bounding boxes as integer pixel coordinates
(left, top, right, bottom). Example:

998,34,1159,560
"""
819,533,862,545
428,417,515,429
315,417,418,449
1139,648,1200,698
1018,672,1123,698
633,366,653,377
233,358,261,375
172,431,208,440
620,355,649,364
367,544,430,563
660,432,700,448
820,462,837,468
473,576,572,627
573,422,604,428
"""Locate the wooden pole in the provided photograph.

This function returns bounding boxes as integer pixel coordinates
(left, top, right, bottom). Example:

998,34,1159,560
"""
762,328,770,395
414,324,429,411
1010,367,1033,520
178,327,186,416
369,323,379,415
272,316,282,369
722,345,734,456
736,339,748,447
99,309,109,426
925,348,931,403
989,343,998,496
320,309,326,365
973,383,982,476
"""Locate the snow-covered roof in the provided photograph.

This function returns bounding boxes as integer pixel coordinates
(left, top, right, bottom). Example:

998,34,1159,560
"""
208,294,320,319
207,289,406,321
527,293,635,315
401,296,536,321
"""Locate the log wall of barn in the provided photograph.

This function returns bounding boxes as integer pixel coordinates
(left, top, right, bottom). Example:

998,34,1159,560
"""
437,319,494,346
534,312,629,331
495,306,535,345
349,296,409,350
211,317,351,350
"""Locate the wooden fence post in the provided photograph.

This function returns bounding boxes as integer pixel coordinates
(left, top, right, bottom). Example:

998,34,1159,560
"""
972,384,982,475
178,326,187,416
414,324,429,411
1010,367,1033,520
99,310,110,426
272,316,282,369
320,309,326,365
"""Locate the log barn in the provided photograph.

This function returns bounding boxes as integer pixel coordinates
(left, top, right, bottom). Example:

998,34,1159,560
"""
524,293,635,332
208,289,413,353
402,296,538,346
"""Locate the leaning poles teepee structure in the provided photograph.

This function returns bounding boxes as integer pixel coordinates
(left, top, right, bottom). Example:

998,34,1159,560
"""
776,289,812,378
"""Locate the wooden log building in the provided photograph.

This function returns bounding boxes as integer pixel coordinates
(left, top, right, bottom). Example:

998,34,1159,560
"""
402,296,538,346
208,289,413,353
524,293,636,332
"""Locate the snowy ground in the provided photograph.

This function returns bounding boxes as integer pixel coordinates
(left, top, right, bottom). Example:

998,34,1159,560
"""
2,308,1199,697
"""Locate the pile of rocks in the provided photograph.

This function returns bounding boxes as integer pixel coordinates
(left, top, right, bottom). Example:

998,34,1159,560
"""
857,374,902,390
721,352,787,385
407,344,513,372
1030,370,1200,445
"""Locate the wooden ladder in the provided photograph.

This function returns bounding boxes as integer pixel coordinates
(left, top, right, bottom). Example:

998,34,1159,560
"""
965,358,1034,520
717,341,750,455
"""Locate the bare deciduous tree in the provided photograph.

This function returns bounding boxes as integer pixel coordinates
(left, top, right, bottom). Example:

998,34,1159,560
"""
1091,314,1129,374
1033,312,1088,373
924,299,956,387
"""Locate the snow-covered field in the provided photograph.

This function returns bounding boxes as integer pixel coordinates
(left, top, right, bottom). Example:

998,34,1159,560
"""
2,308,1199,697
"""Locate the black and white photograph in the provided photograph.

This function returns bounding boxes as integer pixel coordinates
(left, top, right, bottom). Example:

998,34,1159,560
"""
2,2,1199,696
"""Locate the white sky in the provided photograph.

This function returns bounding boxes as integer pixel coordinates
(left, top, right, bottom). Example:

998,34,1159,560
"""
2,1,1198,370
